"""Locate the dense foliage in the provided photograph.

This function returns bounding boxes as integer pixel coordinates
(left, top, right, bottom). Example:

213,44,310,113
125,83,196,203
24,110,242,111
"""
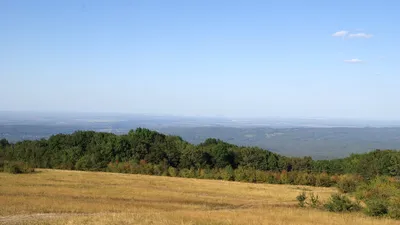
1,128,399,178
0,129,300,173
2,161,35,174
323,194,361,212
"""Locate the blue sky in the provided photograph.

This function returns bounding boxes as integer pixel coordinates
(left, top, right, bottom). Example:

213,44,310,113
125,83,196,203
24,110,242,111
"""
1,0,399,119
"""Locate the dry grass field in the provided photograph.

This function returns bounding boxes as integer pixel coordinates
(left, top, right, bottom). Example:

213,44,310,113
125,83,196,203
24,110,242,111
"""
0,169,398,225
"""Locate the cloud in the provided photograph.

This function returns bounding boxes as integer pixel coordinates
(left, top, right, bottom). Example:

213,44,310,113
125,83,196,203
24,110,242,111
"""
349,33,373,38
332,30,348,37
344,59,363,63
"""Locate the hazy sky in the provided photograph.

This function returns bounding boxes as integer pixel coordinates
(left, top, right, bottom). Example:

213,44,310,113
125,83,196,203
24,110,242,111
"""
1,0,399,119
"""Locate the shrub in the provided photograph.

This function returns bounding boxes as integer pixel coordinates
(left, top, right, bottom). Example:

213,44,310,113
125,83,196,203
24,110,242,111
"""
388,197,400,219
241,167,256,183
140,163,155,175
355,176,398,200
324,194,361,212
3,161,35,174
296,192,307,207
306,173,317,186
179,168,196,178
364,198,388,217
152,164,163,176
265,172,279,184
337,175,362,193
0,160,4,172
107,161,134,173
168,167,178,177
280,170,289,184
353,176,400,219
197,168,210,179
287,172,297,184
309,192,320,208
255,170,268,183
178,168,190,178
75,155,93,171
315,172,333,187
202,168,215,179
294,172,308,185
212,168,222,180
221,165,234,181
234,166,248,182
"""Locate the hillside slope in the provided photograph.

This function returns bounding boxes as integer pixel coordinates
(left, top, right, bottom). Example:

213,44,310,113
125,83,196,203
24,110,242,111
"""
0,169,398,225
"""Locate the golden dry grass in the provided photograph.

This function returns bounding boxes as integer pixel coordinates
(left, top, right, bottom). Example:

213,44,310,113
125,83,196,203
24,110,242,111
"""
0,169,398,225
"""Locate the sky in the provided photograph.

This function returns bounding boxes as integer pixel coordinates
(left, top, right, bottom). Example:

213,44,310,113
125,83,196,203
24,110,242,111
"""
1,0,399,119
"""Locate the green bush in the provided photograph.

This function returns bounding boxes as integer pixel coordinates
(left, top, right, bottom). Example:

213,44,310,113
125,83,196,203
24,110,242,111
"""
265,172,279,184
309,192,320,208
324,194,361,212
3,161,35,174
364,198,388,217
294,172,308,185
201,168,215,179
211,168,222,180
306,174,317,186
315,172,333,187
279,170,289,184
255,170,268,183
152,164,163,176
355,176,398,200
221,165,234,181
75,155,93,171
168,167,178,177
388,197,400,219
0,160,4,172
296,192,307,207
179,168,196,178
337,175,362,193
234,166,248,182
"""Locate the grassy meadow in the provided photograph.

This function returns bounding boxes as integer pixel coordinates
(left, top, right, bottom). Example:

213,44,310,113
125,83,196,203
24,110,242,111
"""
0,169,398,225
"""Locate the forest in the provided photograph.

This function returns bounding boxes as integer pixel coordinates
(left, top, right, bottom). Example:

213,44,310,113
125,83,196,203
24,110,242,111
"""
0,128,400,178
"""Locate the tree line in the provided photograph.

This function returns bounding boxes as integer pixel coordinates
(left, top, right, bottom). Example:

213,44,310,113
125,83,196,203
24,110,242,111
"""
0,128,399,179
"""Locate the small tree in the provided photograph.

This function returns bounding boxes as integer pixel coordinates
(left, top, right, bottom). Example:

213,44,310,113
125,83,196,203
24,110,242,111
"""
388,197,400,219
221,165,234,181
315,172,333,187
324,194,361,212
309,193,320,208
337,175,362,193
168,167,178,177
296,192,307,207
364,199,389,217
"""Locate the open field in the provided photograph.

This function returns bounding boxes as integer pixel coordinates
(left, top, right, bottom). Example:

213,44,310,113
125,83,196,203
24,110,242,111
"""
0,170,398,225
